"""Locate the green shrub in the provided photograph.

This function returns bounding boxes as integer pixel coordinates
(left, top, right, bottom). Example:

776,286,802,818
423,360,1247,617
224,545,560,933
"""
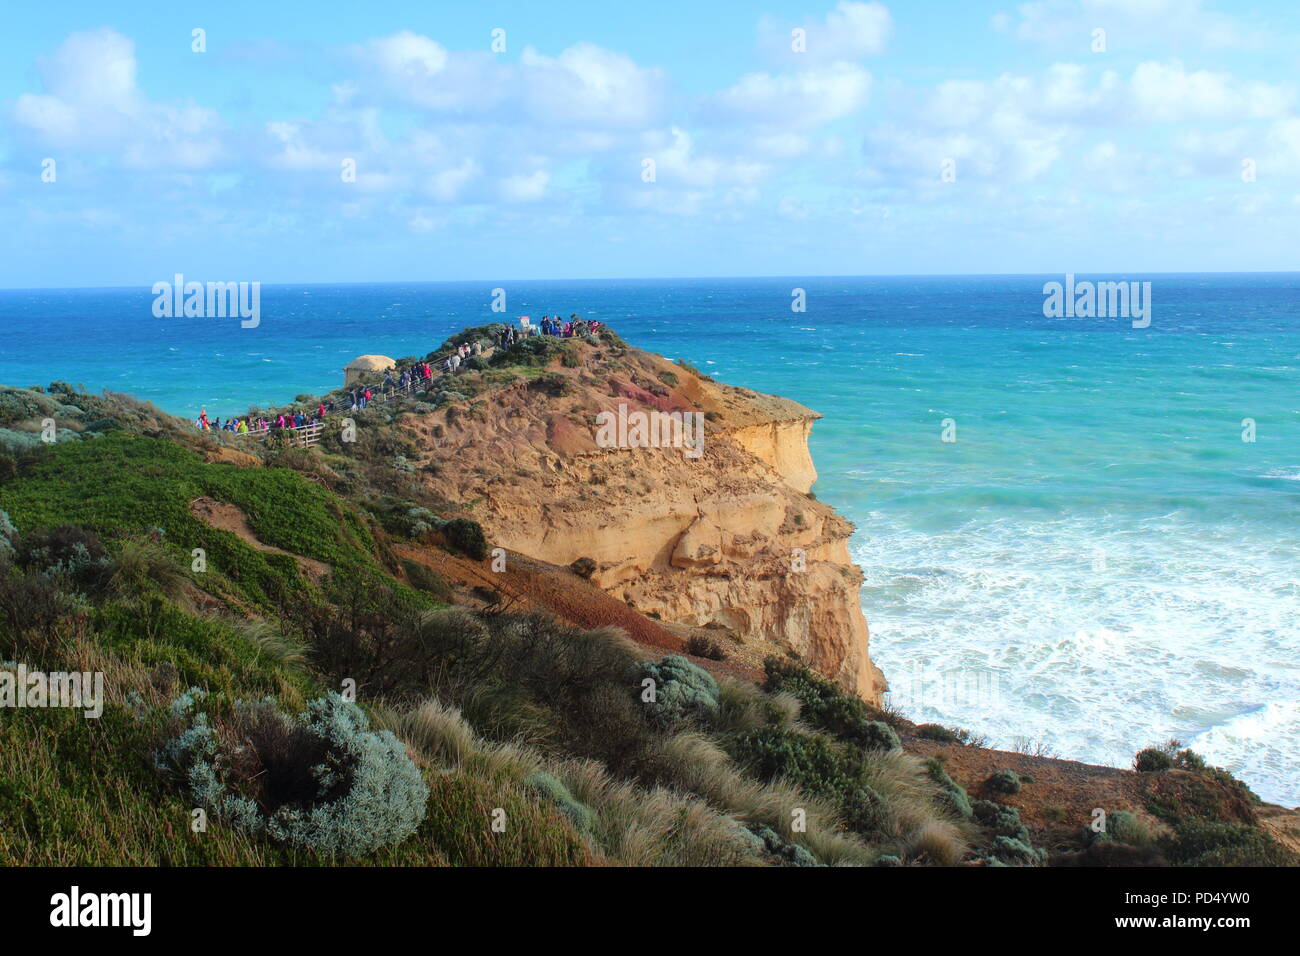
401,559,452,602
155,691,428,857
733,726,856,798
1134,747,1174,772
442,517,488,561
15,524,113,590
524,771,595,833
1104,810,1154,846
915,723,960,743
1160,821,1297,867
987,769,1022,794
640,654,720,726
973,799,1030,842
860,720,902,753
925,758,972,819
744,824,820,867
990,835,1046,866
761,658,897,748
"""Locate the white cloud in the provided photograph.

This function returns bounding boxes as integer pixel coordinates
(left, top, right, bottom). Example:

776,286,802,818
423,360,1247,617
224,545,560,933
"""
651,126,768,189
360,30,449,79
519,43,664,128
709,63,872,127
760,2,893,61
1130,60,1292,122
425,158,481,202
12,28,224,169
350,31,507,113
1001,0,1271,52
499,169,550,202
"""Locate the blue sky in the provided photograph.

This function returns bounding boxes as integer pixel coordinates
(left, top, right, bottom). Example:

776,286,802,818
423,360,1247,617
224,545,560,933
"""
2,0,1299,287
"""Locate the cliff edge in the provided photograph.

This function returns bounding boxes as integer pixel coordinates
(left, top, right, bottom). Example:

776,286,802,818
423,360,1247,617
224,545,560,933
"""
399,330,887,703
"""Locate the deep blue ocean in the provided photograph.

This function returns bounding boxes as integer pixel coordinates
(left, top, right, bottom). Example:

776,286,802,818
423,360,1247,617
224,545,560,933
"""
2,275,1297,805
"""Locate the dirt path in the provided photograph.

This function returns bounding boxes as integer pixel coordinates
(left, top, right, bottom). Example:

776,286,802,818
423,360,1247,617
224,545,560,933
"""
189,496,331,582
393,541,762,684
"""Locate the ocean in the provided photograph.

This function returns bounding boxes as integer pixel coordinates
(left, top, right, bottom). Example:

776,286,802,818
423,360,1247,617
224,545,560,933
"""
1,274,1297,806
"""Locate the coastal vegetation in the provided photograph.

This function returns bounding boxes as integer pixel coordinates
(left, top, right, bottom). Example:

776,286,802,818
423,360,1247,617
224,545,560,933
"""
0,329,1294,867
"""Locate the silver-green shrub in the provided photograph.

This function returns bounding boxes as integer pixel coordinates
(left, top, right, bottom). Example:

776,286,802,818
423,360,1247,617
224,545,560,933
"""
639,654,720,726
156,690,428,857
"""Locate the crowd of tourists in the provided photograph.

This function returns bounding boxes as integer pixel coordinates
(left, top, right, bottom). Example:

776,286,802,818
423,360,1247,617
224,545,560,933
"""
196,407,327,434
195,315,607,432
500,315,602,345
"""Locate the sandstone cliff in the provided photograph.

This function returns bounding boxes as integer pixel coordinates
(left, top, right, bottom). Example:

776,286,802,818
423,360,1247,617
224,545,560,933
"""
403,334,887,703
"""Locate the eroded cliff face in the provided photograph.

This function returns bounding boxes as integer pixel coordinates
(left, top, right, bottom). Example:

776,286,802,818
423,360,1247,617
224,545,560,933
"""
404,338,886,703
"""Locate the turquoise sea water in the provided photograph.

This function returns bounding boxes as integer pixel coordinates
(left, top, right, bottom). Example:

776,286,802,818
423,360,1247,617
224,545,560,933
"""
2,275,1297,805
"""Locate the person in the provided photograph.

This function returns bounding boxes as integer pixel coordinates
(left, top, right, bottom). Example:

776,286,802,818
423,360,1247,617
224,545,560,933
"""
318,402,326,419
237,419,248,434
362,388,371,409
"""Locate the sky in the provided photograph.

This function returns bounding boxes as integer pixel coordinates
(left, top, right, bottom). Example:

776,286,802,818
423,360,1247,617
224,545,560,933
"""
1,0,1299,288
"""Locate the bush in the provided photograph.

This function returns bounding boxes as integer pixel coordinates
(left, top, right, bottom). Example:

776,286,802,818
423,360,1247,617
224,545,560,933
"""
1134,747,1174,772
1103,810,1154,846
401,559,452,602
1160,821,1297,867
762,657,898,748
744,824,820,867
525,771,595,833
155,691,429,857
639,654,720,727
15,524,112,590
0,564,73,642
442,517,487,561
860,721,902,753
925,759,972,819
569,556,597,578
530,372,570,397
990,835,1046,866
987,769,1022,794
915,723,960,743
732,726,856,799
685,635,727,661
973,799,1030,841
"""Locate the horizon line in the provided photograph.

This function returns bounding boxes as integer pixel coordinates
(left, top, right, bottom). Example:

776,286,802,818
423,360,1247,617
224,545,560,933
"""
2,269,1299,294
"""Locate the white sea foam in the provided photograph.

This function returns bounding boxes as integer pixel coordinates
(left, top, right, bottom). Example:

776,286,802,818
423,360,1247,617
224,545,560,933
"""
855,514,1300,806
